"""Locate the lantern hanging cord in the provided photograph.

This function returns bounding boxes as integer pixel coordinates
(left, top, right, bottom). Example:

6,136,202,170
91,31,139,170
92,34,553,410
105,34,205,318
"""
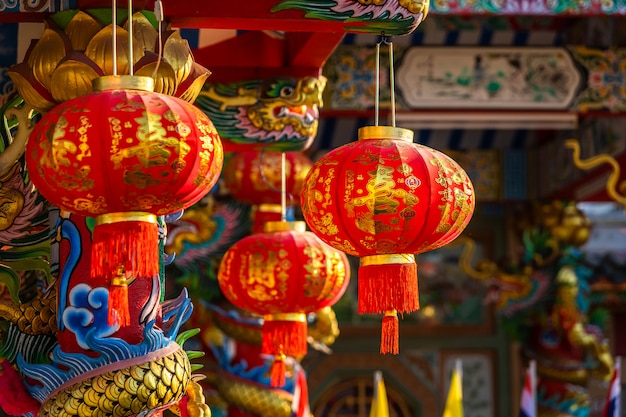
128,0,134,75
258,146,294,215
151,0,164,79
112,0,117,76
281,152,287,221
375,34,396,128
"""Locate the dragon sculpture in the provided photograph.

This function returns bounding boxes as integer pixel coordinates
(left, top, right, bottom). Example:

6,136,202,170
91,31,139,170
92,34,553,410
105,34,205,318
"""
0,9,214,417
195,76,326,152
271,0,429,35
0,97,210,417
458,200,614,417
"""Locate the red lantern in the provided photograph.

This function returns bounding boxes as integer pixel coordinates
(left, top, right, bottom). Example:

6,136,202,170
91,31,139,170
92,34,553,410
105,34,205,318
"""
223,151,312,205
26,75,223,324
217,220,349,387
223,150,313,233
300,126,474,354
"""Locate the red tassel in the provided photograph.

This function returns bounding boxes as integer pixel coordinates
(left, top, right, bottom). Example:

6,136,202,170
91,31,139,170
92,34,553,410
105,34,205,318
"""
108,266,130,327
91,213,159,280
380,310,399,355
358,254,419,314
261,317,308,358
269,354,287,388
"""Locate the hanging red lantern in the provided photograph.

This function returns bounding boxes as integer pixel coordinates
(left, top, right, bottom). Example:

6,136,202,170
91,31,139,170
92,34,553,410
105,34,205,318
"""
223,150,312,205
223,150,313,233
300,126,474,354
26,75,223,324
217,220,350,387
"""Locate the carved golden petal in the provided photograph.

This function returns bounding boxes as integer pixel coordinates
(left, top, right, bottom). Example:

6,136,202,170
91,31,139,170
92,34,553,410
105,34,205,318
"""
135,61,178,96
163,31,193,85
177,69,210,103
7,69,57,113
85,25,145,76
124,12,158,53
50,59,100,103
65,11,103,52
27,27,69,91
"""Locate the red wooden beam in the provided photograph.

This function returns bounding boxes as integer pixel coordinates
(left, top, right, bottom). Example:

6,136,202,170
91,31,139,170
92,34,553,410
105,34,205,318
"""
74,0,359,31
193,30,342,83
155,0,356,32
286,32,344,68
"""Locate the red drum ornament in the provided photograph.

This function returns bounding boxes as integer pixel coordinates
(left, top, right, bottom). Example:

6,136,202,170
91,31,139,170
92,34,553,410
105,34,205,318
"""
300,126,475,354
26,75,223,324
217,221,350,387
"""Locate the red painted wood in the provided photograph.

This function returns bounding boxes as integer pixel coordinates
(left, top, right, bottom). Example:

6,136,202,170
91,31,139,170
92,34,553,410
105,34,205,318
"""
193,31,342,83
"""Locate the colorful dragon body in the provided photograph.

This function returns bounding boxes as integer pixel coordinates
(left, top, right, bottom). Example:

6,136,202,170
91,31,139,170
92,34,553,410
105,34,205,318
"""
0,97,208,417
0,9,219,415
197,304,335,417
271,0,429,35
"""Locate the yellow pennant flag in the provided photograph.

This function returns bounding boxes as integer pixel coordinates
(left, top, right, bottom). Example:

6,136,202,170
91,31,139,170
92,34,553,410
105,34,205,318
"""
443,360,464,417
370,371,390,417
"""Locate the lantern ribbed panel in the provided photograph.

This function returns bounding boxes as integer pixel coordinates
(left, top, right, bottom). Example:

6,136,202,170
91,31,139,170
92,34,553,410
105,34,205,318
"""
217,227,349,315
26,87,223,217
300,138,474,256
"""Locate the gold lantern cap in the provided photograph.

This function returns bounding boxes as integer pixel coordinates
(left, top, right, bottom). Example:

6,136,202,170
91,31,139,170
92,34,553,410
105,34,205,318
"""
255,204,283,214
264,220,307,233
358,126,414,142
93,75,155,92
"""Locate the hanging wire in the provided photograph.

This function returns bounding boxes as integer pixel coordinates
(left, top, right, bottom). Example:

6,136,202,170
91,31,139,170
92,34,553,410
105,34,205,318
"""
388,38,396,128
375,34,397,127
258,146,295,216
128,0,134,75
375,40,380,126
281,152,287,221
151,0,164,79
112,0,117,76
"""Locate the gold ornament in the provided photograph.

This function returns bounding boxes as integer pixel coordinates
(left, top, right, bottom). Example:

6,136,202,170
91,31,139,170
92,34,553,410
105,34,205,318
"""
38,346,191,417
9,10,210,113
566,138,626,207
0,290,57,336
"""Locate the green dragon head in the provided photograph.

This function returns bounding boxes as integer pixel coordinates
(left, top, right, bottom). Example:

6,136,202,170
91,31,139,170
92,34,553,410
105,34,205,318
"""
196,75,327,152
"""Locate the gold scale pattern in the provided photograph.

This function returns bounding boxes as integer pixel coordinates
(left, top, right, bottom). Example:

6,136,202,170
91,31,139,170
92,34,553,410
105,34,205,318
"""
0,291,57,336
38,347,191,417
215,375,292,417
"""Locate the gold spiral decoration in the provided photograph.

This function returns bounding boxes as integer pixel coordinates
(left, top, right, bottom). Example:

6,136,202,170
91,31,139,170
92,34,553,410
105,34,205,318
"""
450,236,497,280
566,138,626,206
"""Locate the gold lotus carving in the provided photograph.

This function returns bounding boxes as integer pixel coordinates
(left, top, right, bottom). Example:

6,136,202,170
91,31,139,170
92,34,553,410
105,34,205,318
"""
9,10,210,113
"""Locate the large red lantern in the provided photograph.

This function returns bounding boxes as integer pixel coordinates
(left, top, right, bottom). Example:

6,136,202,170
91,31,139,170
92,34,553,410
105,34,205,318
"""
217,220,349,387
26,75,223,324
300,126,474,354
